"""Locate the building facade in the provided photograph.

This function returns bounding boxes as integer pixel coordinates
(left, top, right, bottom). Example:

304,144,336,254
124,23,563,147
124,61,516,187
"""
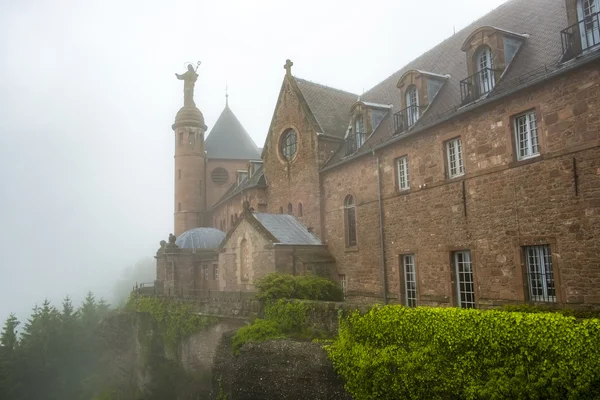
159,0,600,309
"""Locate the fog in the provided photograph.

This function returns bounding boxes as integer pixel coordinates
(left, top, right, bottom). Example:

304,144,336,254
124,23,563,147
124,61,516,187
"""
0,0,506,322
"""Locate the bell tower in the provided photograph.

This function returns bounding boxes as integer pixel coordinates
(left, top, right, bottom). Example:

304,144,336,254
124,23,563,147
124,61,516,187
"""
172,62,207,236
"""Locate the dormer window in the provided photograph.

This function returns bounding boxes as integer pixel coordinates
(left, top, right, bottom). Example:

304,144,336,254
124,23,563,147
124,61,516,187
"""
345,114,366,155
476,46,496,95
394,70,448,134
237,170,248,185
460,26,526,104
562,0,599,59
405,85,420,127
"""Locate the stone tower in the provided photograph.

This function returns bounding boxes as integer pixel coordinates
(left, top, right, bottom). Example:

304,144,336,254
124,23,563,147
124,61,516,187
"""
172,63,208,236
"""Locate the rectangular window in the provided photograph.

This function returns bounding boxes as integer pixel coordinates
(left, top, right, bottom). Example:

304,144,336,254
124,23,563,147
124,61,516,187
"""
339,274,346,295
178,132,183,146
453,251,475,308
396,156,409,191
514,111,539,160
213,264,219,280
524,245,555,302
446,138,465,178
189,132,195,147
203,264,209,280
402,255,417,307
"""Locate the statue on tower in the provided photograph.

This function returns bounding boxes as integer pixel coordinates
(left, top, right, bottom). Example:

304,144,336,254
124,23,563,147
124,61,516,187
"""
175,62,200,107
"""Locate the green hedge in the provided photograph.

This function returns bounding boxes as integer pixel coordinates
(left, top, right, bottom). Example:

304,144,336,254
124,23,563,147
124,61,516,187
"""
255,273,344,302
326,306,600,400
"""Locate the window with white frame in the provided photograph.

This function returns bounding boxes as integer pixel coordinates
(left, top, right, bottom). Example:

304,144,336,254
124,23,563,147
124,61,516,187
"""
514,111,540,160
203,263,209,280
454,251,475,308
213,263,219,280
339,274,346,295
402,255,417,307
396,156,409,191
406,85,420,127
446,137,465,178
524,245,556,302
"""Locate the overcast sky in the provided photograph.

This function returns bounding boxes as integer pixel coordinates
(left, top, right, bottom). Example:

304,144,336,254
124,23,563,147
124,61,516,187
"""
0,0,507,322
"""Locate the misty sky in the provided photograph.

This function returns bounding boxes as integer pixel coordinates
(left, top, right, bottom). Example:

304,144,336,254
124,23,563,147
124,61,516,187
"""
0,0,506,322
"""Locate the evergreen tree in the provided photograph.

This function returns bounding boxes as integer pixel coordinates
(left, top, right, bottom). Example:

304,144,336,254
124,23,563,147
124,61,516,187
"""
0,314,21,400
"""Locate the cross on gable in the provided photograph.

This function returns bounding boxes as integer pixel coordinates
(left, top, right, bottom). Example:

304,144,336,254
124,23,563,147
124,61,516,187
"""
284,59,293,76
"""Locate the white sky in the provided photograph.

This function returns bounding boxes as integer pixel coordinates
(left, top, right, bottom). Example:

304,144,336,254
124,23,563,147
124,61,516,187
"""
0,0,507,321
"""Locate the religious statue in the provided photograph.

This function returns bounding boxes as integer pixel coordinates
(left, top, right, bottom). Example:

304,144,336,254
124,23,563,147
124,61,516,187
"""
175,62,200,107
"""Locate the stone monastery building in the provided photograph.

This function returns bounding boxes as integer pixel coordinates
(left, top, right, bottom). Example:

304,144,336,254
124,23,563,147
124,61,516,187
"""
156,0,600,309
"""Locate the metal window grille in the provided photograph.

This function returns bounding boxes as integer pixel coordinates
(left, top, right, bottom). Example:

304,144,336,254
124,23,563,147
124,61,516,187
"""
447,138,465,178
344,196,357,247
525,245,556,302
403,255,417,307
281,130,298,160
213,264,219,280
583,1,600,50
396,156,409,190
454,251,475,308
515,111,539,160
406,86,420,127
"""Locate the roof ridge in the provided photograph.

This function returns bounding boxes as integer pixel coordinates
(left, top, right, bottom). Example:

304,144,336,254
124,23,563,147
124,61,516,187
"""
294,76,359,98
363,0,516,97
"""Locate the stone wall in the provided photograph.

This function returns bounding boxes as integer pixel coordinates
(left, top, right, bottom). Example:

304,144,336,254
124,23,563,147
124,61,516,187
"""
321,62,600,308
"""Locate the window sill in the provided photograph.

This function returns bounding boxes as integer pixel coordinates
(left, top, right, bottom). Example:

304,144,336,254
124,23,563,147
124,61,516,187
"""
509,154,543,168
345,246,359,253
396,188,412,196
447,173,465,180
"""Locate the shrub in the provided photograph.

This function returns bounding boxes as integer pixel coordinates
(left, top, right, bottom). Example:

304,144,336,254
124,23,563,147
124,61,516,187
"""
232,319,284,354
326,306,600,400
502,304,600,319
256,273,344,302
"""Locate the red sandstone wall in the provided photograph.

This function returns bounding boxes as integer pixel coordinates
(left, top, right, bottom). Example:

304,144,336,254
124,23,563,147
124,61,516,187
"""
322,63,600,307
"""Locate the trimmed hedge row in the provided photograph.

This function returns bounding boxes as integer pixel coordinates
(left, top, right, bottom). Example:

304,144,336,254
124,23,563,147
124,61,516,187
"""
255,273,344,302
326,306,600,400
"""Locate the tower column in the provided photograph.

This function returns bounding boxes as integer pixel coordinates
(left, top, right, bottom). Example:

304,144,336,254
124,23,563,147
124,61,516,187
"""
172,63,207,236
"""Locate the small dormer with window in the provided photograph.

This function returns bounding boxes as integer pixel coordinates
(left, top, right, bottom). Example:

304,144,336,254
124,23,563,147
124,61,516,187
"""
248,160,263,177
344,100,392,156
562,0,600,60
460,26,527,104
236,170,248,185
394,70,448,134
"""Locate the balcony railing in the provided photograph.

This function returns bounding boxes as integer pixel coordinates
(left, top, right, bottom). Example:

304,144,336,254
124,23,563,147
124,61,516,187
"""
394,105,426,134
345,132,366,155
459,67,500,104
561,11,600,60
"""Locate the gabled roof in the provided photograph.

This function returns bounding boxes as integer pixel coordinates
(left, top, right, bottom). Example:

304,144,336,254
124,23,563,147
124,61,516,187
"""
253,213,322,245
205,105,261,160
319,0,570,169
212,166,267,209
294,78,359,138
219,206,325,249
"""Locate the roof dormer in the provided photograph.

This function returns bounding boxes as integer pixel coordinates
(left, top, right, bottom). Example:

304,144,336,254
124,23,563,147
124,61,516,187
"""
459,26,527,104
344,100,391,156
394,70,449,134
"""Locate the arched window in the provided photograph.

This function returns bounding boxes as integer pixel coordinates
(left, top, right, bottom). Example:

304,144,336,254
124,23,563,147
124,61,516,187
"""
344,195,357,248
240,239,249,281
279,206,284,214
405,85,419,127
578,0,600,51
280,129,298,160
475,46,495,96
287,203,293,215
298,202,303,217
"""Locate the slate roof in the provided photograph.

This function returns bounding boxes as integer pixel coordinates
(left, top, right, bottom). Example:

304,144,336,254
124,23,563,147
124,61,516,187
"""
253,213,323,245
205,105,261,160
175,227,226,249
313,0,572,168
212,166,267,209
294,78,359,138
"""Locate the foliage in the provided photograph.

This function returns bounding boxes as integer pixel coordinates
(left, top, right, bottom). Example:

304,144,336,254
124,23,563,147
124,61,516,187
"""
255,273,344,302
0,294,113,400
132,296,216,353
232,300,313,354
326,305,600,400
502,303,600,319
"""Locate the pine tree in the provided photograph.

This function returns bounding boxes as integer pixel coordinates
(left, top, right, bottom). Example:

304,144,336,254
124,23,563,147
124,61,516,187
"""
0,314,21,400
